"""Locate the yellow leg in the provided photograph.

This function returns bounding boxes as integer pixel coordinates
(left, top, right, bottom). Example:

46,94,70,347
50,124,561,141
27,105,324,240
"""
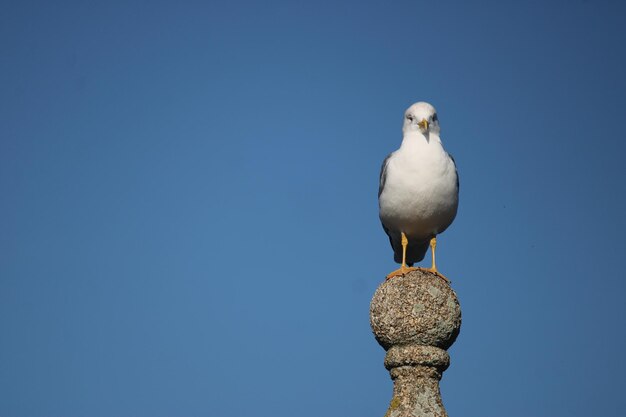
401,232,408,266
422,236,450,283
386,232,417,279
429,237,437,273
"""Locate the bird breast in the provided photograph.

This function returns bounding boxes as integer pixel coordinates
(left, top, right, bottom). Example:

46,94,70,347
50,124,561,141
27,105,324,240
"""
379,146,458,239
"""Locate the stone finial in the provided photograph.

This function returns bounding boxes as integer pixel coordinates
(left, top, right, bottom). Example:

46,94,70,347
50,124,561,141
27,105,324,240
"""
370,270,461,417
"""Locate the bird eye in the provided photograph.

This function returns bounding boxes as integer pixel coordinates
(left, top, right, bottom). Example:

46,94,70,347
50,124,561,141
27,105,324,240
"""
406,114,413,120
432,113,438,122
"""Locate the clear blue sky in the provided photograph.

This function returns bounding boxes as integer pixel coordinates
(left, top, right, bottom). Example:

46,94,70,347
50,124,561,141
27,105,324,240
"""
2,1,625,416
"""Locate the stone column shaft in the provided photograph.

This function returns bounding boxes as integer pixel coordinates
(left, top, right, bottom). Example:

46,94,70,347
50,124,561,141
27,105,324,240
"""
370,270,461,417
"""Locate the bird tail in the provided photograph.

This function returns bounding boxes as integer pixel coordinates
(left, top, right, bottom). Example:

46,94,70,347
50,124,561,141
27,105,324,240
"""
393,239,429,266
407,240,429,266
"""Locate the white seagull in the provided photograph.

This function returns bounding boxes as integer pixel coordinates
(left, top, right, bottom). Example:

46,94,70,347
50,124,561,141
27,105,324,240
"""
378,102,459,280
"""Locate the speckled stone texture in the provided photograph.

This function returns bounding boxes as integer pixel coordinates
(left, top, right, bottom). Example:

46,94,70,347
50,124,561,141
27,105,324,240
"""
370,270,461,417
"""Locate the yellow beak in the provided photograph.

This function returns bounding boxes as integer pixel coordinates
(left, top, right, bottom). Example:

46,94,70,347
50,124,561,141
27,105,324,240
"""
417,119,429,130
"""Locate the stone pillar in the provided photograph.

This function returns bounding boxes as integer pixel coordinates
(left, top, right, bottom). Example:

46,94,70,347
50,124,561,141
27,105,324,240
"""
370,270,461,417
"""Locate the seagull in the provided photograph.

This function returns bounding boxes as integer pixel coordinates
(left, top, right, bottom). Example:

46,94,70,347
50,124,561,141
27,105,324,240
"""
378,102,459,281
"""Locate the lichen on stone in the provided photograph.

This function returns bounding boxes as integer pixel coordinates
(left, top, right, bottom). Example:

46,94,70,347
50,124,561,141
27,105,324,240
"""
370,270,461,417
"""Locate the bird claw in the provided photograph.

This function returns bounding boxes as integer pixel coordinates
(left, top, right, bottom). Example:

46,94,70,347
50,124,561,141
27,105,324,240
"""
418,267,451,283
386,266,417,280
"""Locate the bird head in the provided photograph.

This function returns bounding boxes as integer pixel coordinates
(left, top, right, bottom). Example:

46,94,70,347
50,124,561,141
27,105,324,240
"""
402,102,440,136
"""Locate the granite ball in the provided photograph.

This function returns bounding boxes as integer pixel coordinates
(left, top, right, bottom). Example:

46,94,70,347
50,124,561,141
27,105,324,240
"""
370,270,461,351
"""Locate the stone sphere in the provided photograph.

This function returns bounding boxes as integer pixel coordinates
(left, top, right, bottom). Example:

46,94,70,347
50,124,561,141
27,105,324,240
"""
370,270,461,350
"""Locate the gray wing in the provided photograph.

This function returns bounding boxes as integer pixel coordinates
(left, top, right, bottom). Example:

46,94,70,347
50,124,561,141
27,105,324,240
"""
447,152,460,190
378,153,392,198
378,153,396,255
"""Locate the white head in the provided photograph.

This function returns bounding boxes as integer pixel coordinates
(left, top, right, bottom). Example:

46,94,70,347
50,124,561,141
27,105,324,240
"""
402,101,440,136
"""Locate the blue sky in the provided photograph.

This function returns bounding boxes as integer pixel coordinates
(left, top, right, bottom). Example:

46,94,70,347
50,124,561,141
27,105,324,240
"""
2,1,626,416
